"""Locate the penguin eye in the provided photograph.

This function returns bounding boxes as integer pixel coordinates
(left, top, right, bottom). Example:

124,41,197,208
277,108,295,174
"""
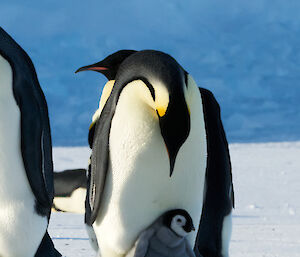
177,218,182,223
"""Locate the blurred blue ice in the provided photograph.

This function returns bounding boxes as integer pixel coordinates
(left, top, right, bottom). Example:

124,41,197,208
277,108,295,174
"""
1,0,299,145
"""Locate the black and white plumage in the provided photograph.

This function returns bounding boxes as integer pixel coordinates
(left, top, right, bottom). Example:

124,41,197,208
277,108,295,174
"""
76,50,234,257
0,27,60,257
53,168,87,214
126,209,196,257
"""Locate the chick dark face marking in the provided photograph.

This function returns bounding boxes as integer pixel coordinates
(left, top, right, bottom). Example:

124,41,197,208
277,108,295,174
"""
162,209,195,237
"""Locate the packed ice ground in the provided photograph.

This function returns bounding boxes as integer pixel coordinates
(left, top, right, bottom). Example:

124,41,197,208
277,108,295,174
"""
1,0,300,145
49,142,300,257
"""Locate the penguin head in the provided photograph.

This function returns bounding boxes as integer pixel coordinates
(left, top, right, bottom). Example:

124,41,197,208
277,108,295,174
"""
162,209,195,237
76,50,191,177
75,50,137,80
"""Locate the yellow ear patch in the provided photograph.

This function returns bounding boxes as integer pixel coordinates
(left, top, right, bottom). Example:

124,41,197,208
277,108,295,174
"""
89,80,115,130
156,106,167,117
153,82,169,118
99,80,115,112
89,111,99,130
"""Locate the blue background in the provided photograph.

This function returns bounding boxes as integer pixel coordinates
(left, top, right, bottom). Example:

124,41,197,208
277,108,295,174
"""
1,0,299,145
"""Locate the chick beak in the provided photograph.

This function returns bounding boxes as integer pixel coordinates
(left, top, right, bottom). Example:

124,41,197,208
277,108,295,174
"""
183,223,195,233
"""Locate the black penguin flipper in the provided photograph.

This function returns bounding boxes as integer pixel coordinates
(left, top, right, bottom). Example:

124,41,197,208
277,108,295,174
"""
21,95,54,216
194,88,234,257
0,27,54,216
35,232,62,257
88,122,96,148
85,96,117,225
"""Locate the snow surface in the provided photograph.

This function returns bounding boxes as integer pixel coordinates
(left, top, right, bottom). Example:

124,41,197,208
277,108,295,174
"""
49,142,300,256
1,1,300,145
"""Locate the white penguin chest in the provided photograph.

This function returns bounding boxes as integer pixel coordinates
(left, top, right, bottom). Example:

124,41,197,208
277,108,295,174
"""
0,56,47,257
94,85,207,255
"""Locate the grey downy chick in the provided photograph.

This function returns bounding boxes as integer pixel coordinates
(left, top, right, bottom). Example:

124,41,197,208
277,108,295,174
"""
126,209,196,257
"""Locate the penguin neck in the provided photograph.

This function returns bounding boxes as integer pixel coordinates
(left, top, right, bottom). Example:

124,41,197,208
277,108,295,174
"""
156,226,184,247
90,80,115,128
98,80,115,114
117,80,157,117
0,54,19,164
0,55,14,101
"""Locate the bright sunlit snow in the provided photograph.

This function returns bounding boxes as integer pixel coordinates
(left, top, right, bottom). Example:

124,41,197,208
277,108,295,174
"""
49,142,300,257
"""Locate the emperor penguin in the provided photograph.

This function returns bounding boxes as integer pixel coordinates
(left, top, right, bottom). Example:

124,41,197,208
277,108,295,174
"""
0,27,61,257
53,168,87,214
76,50,234,257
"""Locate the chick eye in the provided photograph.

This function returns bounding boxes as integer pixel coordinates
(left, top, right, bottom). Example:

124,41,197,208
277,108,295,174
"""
177,218,182,223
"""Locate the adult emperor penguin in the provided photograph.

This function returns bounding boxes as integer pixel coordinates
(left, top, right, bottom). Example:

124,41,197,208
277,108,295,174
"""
76,50,234,257
0,27,61,257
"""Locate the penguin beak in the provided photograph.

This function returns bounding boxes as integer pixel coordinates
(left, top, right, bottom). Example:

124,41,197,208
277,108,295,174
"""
158,93,190,177
75,63,108,73
183,222,195,233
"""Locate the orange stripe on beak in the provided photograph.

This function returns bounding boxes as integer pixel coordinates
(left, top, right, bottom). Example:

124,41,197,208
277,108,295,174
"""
86,67,108,71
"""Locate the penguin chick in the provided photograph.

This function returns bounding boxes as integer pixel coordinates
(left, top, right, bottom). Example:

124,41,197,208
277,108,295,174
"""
126,209,196,257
